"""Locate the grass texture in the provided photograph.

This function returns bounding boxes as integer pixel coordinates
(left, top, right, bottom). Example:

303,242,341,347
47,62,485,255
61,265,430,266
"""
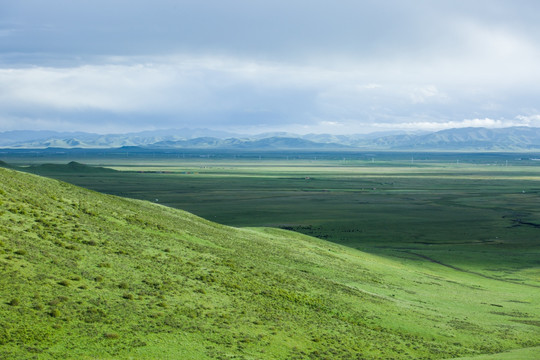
0,166,539,359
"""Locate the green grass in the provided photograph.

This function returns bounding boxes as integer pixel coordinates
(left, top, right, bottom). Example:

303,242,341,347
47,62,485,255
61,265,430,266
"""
453,346,540,359
0,165,539,359
11,158,540,288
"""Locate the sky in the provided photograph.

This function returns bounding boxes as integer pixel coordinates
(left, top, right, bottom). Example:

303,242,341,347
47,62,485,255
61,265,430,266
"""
1,0,540,135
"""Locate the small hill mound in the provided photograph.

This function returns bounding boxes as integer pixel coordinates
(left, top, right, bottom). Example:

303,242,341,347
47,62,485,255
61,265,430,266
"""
0,160,15,169
0,168,538,359
26,161,117,174
0,160,117,174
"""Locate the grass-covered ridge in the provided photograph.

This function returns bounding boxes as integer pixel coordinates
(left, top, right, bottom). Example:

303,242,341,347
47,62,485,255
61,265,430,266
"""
25,161,119,174
0,167,538,359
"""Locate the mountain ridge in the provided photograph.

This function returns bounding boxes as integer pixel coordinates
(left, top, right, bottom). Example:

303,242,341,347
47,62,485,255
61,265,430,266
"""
1,126,540,151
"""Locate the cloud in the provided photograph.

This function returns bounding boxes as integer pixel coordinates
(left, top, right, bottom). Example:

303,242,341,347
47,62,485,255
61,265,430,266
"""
1,1,540,133
0,56,389,116
515,115,540,127
409,86,447,104
1,51,540,133
371,116,540,131
0,28,16,38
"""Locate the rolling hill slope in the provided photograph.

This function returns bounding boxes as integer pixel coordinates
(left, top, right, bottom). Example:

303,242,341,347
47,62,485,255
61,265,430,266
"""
24,161,118,174
0,168,538,359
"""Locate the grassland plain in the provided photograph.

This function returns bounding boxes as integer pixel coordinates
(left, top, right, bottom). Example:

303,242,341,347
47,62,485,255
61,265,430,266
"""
0,166,539,359
12,156,540,288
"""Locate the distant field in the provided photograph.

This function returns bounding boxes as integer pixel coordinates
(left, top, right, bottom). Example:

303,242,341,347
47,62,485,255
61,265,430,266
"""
4,150,540,288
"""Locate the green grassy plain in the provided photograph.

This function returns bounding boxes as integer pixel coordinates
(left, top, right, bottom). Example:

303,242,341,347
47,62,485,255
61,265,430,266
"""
1,153,539,358
12,155,540,288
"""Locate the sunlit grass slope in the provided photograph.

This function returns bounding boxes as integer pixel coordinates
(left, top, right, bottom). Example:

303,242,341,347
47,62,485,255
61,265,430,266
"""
0,168,538,359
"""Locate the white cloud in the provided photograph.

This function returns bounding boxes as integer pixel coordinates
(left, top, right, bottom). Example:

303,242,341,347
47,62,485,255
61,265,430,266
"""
409,85,447,104
319,120,342,127
2,1,540,133
433,21,540,87
0,28,15,37
515,114,540,127
359,83,382,90
1,47,540,133
0,65,169,111
372,116,540,131
0,57,325,113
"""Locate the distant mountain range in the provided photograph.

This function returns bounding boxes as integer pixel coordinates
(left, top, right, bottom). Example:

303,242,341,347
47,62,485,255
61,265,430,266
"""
1,127,540,151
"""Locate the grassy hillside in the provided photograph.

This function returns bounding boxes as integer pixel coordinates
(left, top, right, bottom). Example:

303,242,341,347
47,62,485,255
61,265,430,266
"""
0,168,538,359
24,161,119,174
14,158,539,289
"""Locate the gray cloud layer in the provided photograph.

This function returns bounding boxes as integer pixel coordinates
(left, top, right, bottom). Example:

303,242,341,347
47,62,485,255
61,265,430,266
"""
1,0,540,133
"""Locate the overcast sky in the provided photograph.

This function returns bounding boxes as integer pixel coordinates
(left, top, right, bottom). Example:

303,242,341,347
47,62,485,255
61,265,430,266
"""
1,0,540,134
